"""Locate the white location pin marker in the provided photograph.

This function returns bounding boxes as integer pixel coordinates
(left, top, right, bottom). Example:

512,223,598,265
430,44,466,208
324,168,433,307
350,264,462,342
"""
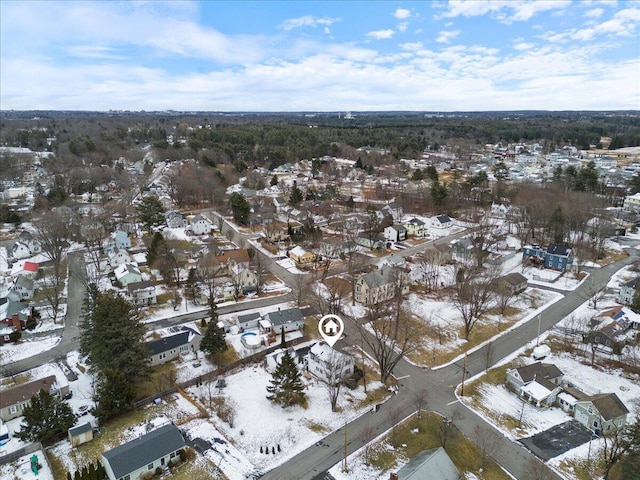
318,314,344,348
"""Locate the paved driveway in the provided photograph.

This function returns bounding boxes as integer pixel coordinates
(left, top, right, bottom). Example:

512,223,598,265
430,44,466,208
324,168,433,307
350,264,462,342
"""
520,420,594,460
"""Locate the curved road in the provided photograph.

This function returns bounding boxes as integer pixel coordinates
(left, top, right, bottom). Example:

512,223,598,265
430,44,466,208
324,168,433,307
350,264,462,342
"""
259,251,638,480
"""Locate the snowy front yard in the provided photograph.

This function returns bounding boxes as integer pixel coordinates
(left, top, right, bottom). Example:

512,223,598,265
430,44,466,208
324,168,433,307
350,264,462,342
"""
186,364,386,478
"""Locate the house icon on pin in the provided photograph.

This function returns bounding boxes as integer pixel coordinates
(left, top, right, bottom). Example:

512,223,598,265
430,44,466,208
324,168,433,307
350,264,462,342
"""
323,318,339,335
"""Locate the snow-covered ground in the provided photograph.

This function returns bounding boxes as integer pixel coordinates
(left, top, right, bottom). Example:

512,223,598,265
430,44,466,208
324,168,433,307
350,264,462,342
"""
186,363,386,478
406,287,563,366
0,335,61,364
0,449,54,480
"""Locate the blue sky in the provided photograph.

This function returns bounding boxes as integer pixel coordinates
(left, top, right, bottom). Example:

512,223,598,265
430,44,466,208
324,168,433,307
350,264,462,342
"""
1,0,639,111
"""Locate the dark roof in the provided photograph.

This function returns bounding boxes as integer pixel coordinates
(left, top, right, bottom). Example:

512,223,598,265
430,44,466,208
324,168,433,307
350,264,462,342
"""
516,362,563,384
127,280,155,293
547,244,572,256
237,311,261,325
102,424,186,479
397,447,460,480
389,224,407,233
436,214,451,223
588,393,630,420
147,331,190,356
406,217,425,226
69,422,92,436
0,375,57,409
499,272,528,287
621,277,640,290
264,307,304,327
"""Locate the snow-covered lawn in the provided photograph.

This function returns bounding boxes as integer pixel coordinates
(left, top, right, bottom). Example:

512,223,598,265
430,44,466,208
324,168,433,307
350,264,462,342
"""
186,364,386,478
0,335,61,364
404,287,563,366
0,449,54,480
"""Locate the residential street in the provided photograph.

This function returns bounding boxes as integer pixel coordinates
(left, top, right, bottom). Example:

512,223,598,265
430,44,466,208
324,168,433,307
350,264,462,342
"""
3,215,637,480
259,251,638,480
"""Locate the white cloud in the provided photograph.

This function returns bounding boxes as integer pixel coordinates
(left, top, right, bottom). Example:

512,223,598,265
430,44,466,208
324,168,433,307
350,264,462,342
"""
367,29,395,40
544,7,640,43
515,42,536,51
400,42,424,51
437,0,571,23
394,8,412,19
278,15,340,31
437,30,461,44
397,22,409,32
584,8,605,18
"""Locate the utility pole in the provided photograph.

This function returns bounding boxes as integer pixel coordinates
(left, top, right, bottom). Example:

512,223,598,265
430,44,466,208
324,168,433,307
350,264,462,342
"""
536,314,541,347
460,352,467,396
342,420,348,472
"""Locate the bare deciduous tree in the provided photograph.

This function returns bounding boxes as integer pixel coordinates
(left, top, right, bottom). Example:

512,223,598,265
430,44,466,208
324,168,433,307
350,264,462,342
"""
358,301,423,384
451,267,496,340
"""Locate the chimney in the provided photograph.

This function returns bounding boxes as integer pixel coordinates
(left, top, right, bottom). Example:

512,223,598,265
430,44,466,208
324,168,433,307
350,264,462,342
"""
390,473,399,480
12,313,22,332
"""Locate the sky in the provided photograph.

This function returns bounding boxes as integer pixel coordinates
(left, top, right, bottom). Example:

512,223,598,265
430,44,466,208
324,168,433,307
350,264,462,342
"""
1,0,639,112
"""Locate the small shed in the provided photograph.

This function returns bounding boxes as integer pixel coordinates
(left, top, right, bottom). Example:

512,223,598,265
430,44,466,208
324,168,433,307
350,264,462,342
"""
68,422,93,447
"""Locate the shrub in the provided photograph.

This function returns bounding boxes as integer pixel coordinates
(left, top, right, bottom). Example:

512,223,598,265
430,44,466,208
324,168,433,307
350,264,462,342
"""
155,467,162,476
178,449,186,462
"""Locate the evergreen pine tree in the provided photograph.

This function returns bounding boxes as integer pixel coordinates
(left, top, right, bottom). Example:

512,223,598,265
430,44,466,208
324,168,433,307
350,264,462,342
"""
266,351,306,407
88,461,97,480
96,462,105,479
201,299,227,357
346,196,355,211
81,465,88,480
74,470,81,480
289,181,303,205
16,389,76,443
93,369,136,422
67,472,72,480
146,231,165,268
355,157,363,169
270,175,278,187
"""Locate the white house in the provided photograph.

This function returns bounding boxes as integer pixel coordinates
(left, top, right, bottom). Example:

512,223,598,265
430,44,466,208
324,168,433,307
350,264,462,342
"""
127,280,157,306
306,342,355,384
108,247,132,268
618,277,640,305
429,214,453,229
10,242,32,260
623,192,640,213
190,215,212,235
102,424,186,480
383,225,407,243
114,263,143,287
147,327,202,367
230,263,258,293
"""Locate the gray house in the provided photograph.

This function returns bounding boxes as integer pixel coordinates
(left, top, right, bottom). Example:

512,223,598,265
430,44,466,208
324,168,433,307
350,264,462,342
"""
494,272,528,295
505,362,564,407
574,393,629,435
394,447,460,480
260,307,305,334
0,375,69,421
236,311,261,331
102,423,186,480
9,274,35,300
147,327,202,367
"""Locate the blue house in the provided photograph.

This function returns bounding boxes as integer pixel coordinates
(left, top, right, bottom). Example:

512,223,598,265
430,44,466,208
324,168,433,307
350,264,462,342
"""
523,244,574,271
